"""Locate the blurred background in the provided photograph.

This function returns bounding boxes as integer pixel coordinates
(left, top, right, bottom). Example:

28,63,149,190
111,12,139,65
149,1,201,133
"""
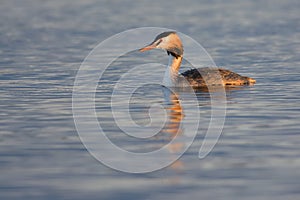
0,0,299,199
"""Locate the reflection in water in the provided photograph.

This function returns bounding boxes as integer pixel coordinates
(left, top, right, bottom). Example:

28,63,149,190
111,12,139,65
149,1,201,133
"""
158,85,253,174
161,87,185,171
193,85,253,93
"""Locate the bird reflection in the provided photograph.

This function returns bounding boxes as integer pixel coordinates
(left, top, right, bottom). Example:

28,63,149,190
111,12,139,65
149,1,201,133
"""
159,85,251,175
160,87,186,172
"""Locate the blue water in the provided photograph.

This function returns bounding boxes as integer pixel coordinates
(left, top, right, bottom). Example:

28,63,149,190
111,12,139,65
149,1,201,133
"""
1,0,300,199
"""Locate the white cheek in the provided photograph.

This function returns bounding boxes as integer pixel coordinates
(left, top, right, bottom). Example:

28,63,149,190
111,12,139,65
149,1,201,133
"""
164,37,170,43
157,37,170,49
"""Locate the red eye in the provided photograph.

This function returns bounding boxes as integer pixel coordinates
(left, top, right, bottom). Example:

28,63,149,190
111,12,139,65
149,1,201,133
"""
156,39,162,45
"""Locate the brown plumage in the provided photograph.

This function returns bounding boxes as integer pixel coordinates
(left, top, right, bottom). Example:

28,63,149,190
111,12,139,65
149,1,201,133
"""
181,67,256,87
140,31,256,88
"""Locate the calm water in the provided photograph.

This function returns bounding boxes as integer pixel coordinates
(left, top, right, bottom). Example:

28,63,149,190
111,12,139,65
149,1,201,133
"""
1,0,300,199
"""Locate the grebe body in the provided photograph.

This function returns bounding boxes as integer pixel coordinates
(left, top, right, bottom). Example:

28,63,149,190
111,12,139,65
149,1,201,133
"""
140,31,256,88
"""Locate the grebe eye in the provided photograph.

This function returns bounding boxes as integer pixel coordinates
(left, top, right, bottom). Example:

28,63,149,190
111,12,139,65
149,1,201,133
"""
156,39,162,46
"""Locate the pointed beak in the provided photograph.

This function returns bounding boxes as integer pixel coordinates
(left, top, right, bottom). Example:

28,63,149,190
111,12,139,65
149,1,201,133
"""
139,43,156,52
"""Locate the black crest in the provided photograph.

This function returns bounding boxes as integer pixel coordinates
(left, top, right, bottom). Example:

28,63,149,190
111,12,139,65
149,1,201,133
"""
153,31,176,41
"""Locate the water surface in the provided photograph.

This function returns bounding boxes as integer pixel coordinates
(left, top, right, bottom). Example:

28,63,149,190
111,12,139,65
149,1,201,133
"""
0,0,300,199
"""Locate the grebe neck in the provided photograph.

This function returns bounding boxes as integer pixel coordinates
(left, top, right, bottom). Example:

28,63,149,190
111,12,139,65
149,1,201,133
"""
163,54,183,87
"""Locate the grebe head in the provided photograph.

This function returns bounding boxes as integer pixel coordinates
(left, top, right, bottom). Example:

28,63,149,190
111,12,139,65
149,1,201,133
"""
139,31,183,58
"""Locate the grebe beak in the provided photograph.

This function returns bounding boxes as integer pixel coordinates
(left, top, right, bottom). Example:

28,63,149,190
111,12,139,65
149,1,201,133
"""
139,43,156,52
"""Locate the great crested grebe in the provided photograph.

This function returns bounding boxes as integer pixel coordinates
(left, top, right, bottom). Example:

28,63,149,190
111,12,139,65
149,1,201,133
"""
139,31,256,88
